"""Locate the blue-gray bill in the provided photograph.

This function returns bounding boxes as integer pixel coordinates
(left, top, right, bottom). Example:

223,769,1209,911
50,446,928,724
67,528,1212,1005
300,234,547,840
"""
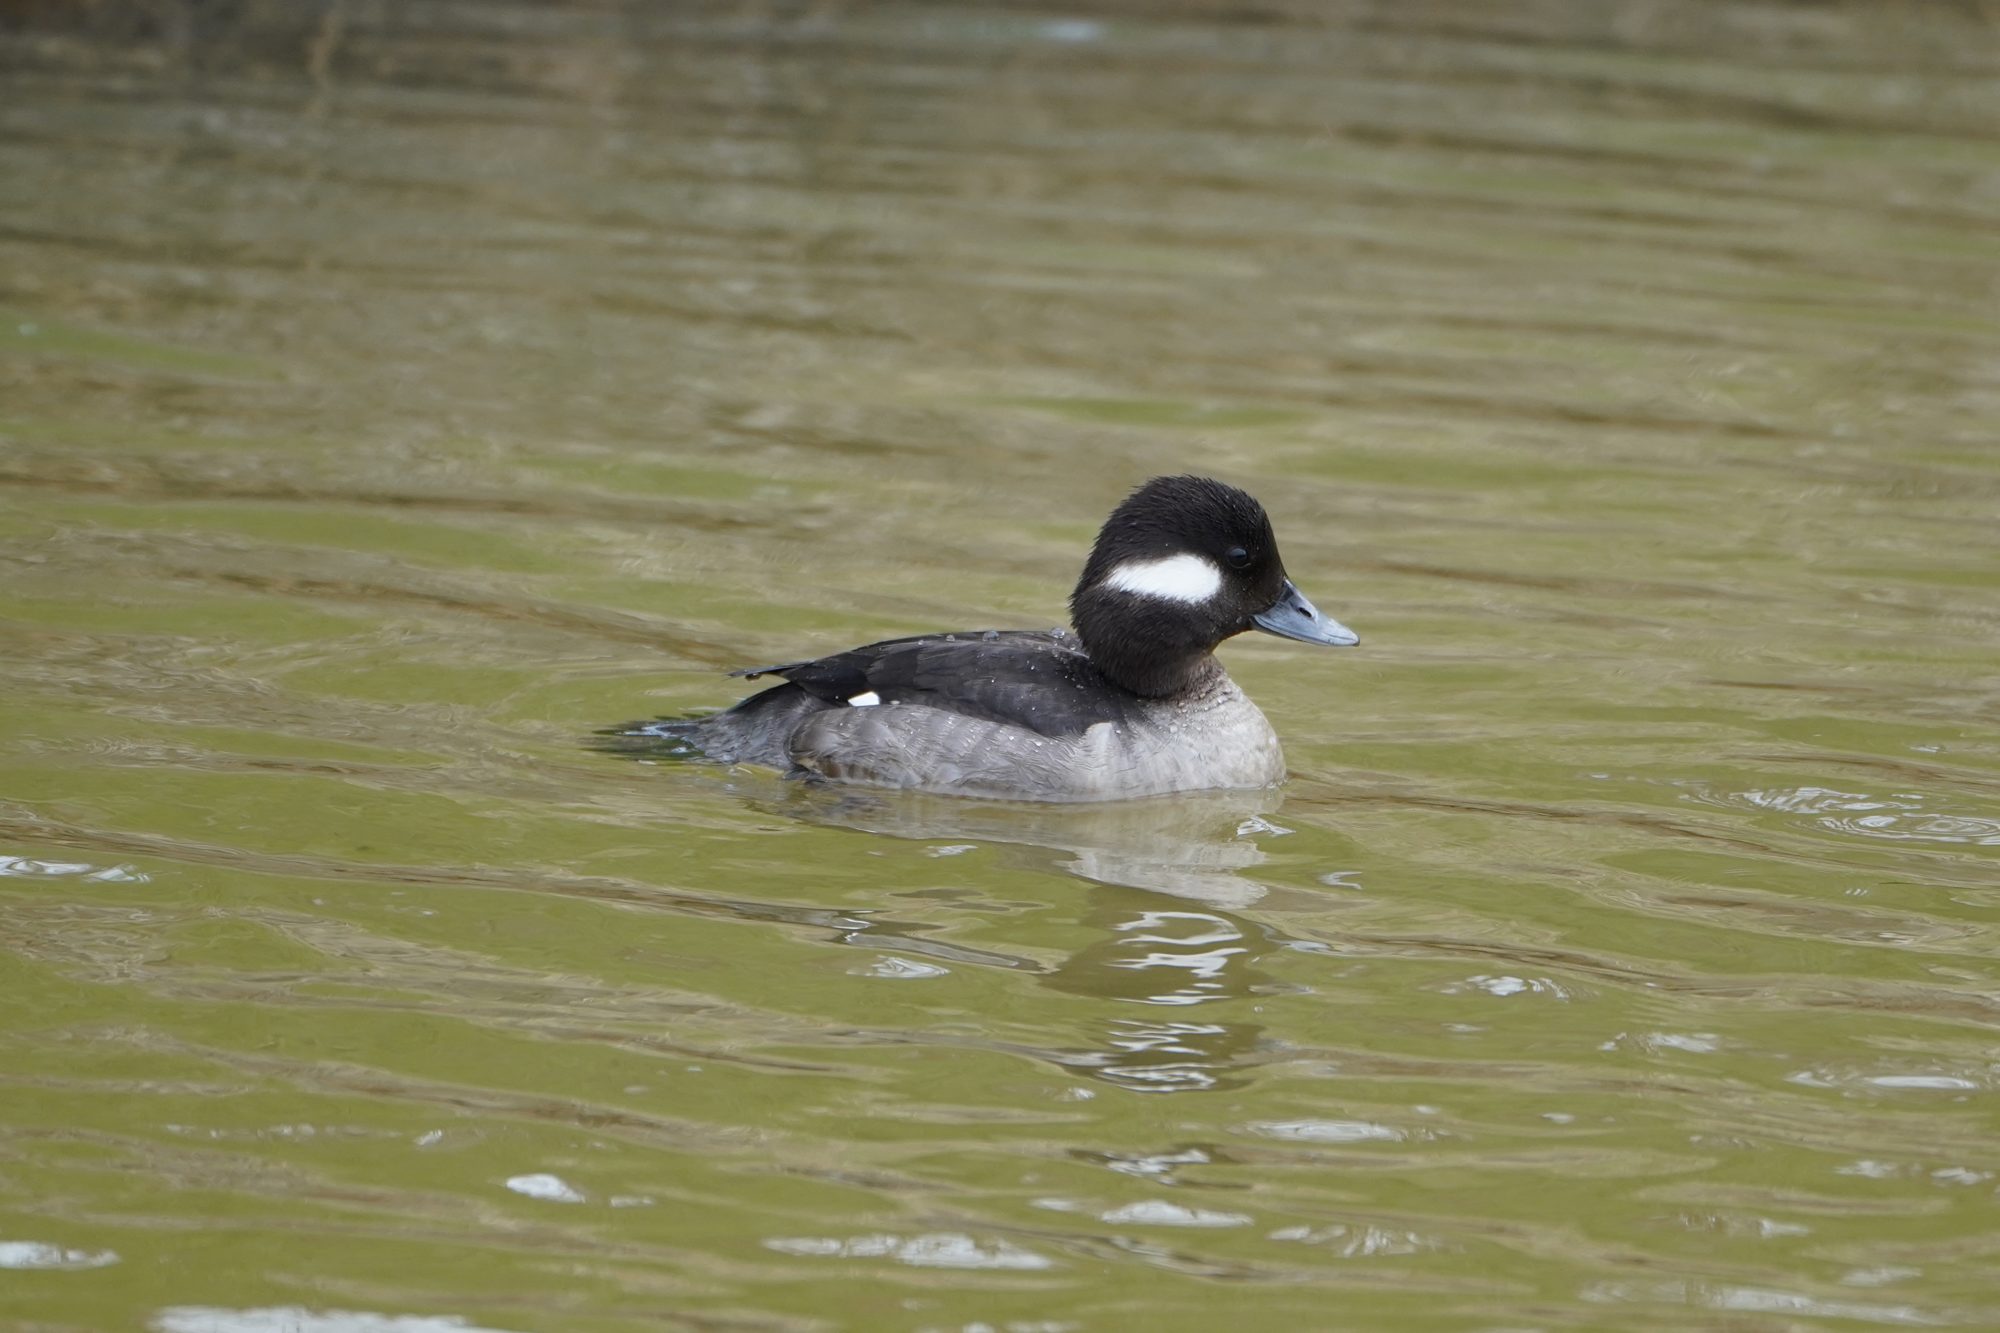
1252,579,1360,647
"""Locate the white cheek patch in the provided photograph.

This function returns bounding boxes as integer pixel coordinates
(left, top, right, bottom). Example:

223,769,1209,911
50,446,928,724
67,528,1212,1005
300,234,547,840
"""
1101,553,1223,604
847,690,882,707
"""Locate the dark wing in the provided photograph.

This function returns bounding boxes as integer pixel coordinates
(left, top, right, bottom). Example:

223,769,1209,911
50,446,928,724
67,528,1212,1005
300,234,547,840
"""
730,629,1127,739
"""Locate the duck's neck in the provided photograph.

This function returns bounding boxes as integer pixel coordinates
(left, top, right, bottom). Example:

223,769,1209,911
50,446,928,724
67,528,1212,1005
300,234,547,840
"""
1072,611,1223,698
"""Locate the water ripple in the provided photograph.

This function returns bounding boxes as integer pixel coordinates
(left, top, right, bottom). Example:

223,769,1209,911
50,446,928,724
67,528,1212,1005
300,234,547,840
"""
1692,785,2000,846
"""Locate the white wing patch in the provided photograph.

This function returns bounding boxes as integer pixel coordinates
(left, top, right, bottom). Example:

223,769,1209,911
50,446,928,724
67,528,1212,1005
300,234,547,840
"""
847,690,882,707
1101,553,1222,604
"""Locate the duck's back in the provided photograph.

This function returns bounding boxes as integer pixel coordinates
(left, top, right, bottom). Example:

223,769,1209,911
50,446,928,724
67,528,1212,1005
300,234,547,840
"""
746,628,1126,737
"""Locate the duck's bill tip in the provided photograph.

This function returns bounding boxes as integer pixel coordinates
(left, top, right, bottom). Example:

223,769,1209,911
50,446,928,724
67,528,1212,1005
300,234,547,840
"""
1252,580,1360,647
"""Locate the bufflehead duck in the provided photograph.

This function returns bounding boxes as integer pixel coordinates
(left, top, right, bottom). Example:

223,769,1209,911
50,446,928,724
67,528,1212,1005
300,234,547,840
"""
611,475,1358,801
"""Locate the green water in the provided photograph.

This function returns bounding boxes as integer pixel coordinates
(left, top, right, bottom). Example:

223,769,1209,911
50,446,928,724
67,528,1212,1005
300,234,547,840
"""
3,3,1998,1329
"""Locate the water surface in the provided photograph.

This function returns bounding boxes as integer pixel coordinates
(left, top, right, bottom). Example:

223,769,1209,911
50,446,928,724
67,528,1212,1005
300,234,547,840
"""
3,3,1998,1329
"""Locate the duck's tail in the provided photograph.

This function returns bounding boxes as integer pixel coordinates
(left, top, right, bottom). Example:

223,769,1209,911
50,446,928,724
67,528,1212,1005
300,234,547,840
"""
592,680,827,769
590,716,711,760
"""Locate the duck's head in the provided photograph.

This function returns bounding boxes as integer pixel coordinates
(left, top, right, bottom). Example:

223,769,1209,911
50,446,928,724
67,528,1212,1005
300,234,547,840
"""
1069,475,1358,697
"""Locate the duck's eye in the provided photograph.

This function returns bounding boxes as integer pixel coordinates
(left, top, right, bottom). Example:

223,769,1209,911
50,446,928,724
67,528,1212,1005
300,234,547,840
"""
1224,546,1253,570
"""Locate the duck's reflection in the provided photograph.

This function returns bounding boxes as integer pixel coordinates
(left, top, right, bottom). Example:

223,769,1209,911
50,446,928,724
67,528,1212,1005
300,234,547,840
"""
1052,896,1269,1093
776,786,1291,1094
790,786,1285,908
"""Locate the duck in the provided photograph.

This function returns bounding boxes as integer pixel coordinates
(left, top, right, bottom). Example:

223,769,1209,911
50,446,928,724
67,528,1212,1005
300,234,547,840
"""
608,475,1357,801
